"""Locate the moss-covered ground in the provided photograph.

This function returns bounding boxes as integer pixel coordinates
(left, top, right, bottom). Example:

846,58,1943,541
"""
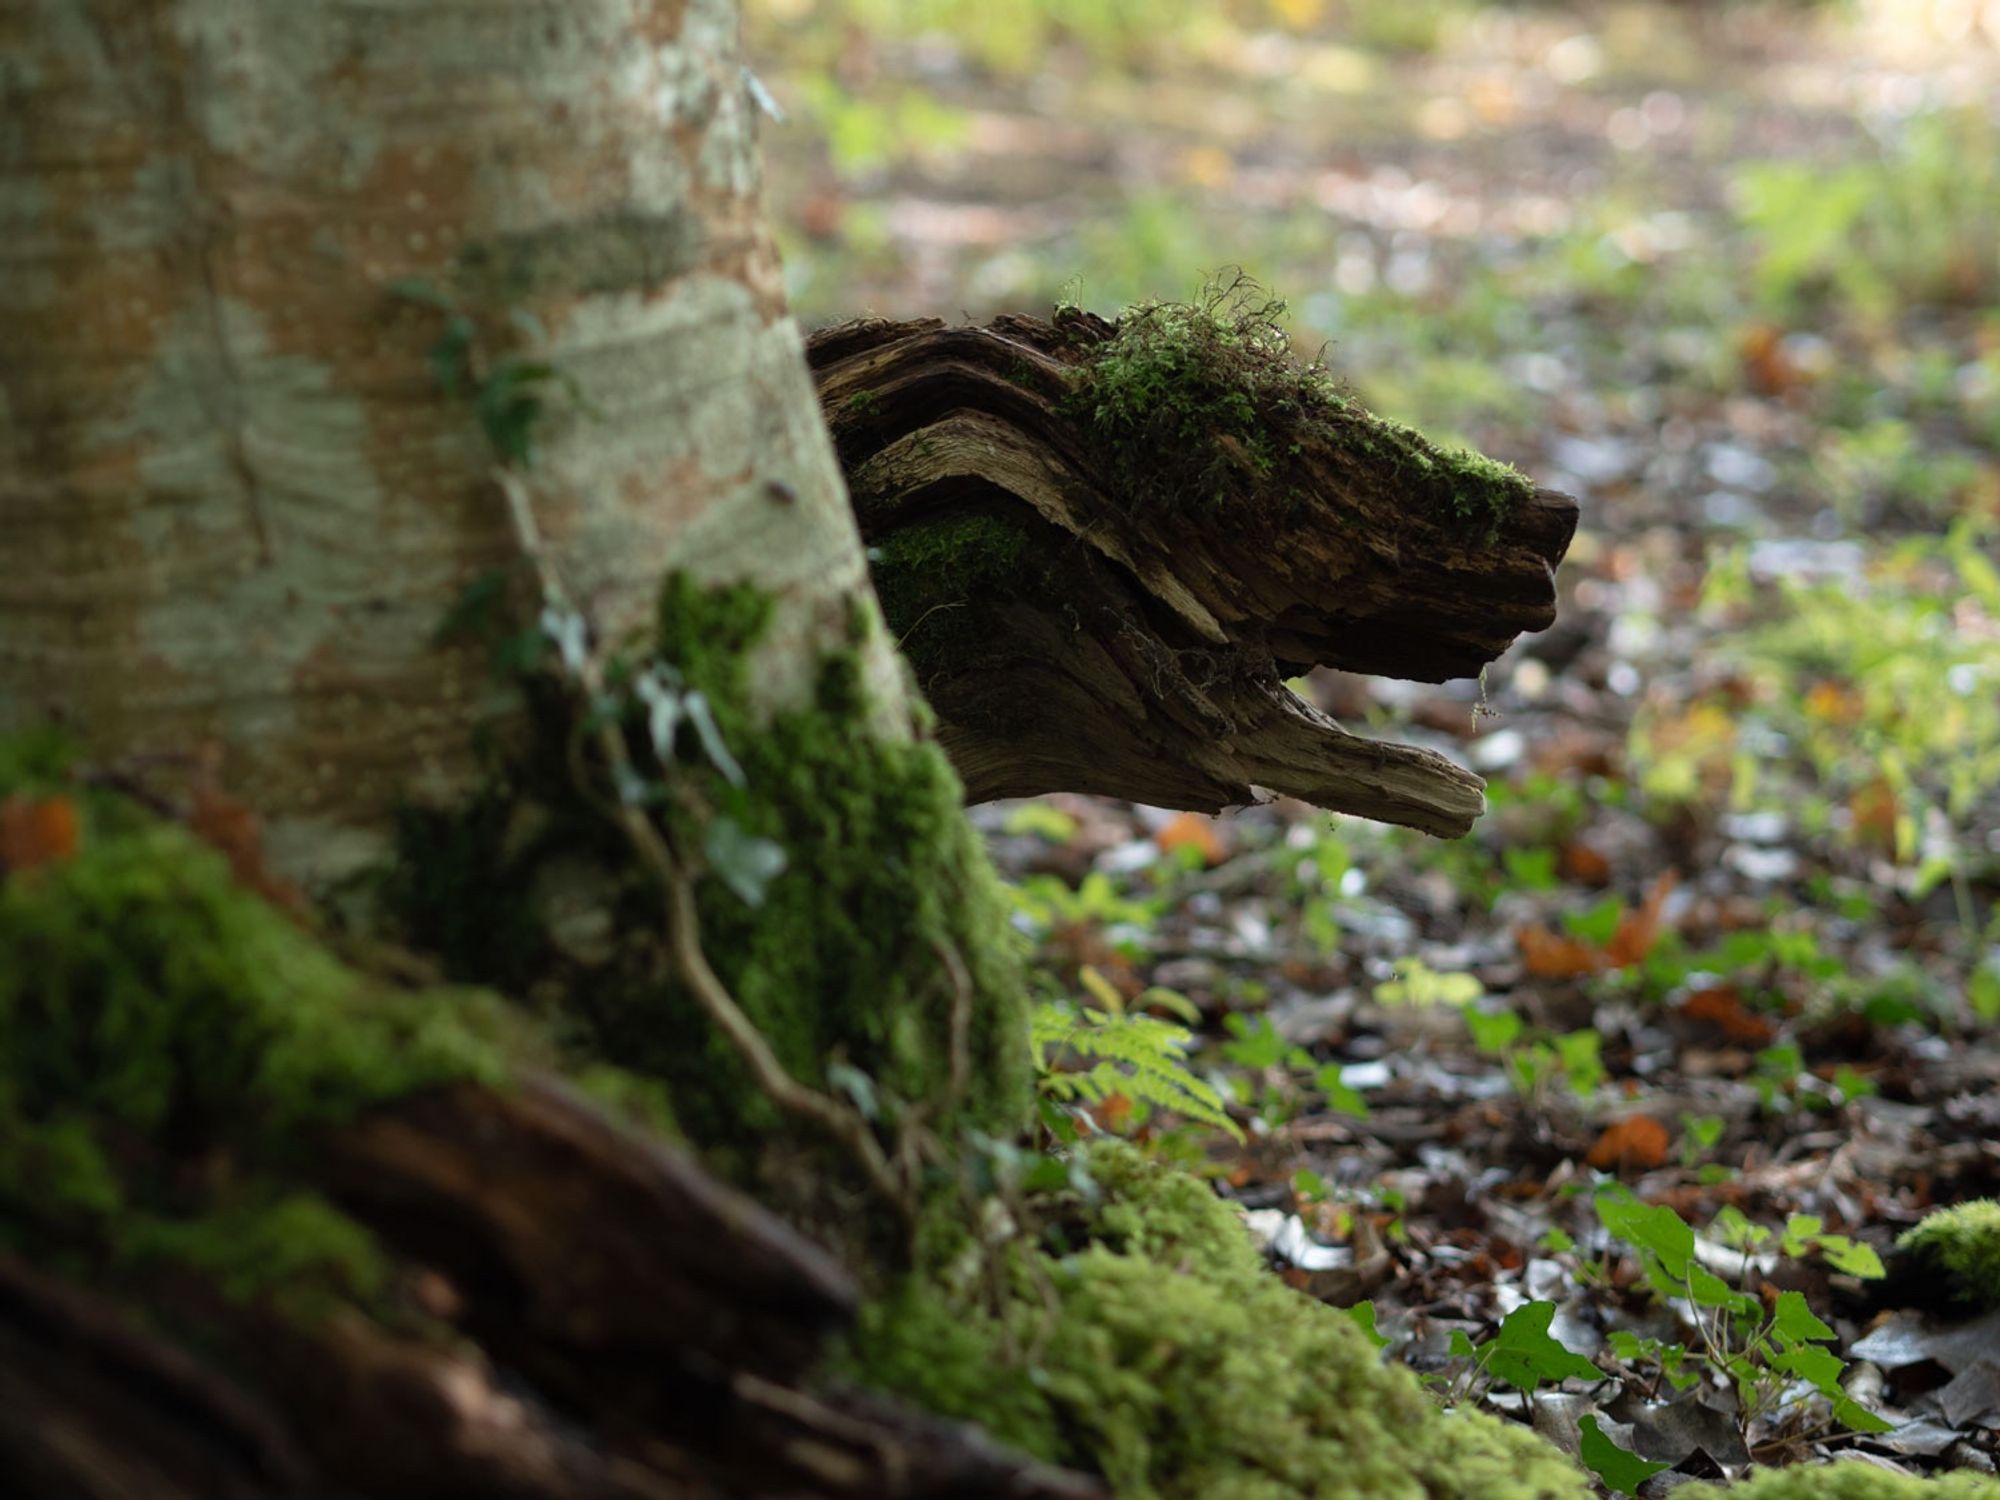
0,734,562,1324
1896,1200,2000,1311
844,1141,1590,1500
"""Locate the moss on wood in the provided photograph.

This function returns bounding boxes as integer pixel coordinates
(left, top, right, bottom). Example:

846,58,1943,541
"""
391,573,1033,1196
1064,279,1532,534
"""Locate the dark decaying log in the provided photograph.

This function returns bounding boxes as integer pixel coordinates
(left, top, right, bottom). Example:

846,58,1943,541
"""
810,312,1578,837
0,1078,1102,1500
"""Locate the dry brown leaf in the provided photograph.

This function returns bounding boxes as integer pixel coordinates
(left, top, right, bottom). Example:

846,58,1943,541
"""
1605,871,1678,968
1587,1115,1671,1173
1155,810,1226,865
0,793,81,874
1679,986,1777,1046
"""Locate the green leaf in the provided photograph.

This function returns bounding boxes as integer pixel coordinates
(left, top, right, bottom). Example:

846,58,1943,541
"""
433,568,511,646
1221,1013,1286,1069
1770,1290,1835,1344
1831,1395,1896,1434
1971,965,2000,1024
1375,958,1483,1007
1596,1189,1696,1279
1482,1301,1600,1392
705,816,788,907
1313,1063,1372,1119
1004,802,1079,842
1564,896,1623,946
1464,1005,1523,1052
1579,1415,1669,1496
1347,1300,1392,1351
1818,1236,1885,1279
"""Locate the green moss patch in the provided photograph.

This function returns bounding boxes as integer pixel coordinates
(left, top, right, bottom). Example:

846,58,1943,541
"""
1896,1199,2000,1310
0,761,572,1322
393,573,1033,1192
1064,279,1533,533
841,1142,1590,1500
1678,1464,2000,1498
868,510,1053,687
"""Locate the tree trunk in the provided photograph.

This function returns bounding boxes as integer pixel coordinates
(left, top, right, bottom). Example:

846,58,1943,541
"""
1,2,1047,1493
0,0,906,882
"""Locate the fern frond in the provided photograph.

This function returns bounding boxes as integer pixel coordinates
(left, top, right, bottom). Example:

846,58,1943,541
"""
1030,1001,1242,1141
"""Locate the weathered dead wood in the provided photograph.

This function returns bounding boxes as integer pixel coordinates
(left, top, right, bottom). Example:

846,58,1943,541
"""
0,1081,1102,1500
810,312,1578,836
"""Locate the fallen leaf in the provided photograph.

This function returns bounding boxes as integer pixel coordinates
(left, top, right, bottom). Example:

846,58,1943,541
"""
1155,810,1226,865
1850,776,1899,854
1605,872,1677,967
1559,840,1613,886
1679,986,1777,1046
1516,924,1609,978
0,793,81,874
1587,1116,1671,1173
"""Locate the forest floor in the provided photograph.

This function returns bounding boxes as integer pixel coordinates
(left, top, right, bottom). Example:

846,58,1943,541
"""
752,1,2000,1487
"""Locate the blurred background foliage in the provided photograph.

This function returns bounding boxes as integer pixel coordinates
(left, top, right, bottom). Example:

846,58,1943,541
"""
743,5,2000,1459
746,0,2000,1085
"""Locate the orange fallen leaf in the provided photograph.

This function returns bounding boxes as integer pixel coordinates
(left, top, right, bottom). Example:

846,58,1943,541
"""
1605,871,1678,968
1587,1115,1671,1173
1559,839,1613,886
1089,1091,1134,1133
1738,322,1800,397
0,793,82,874
1516,923,1608,978
1850,776,1899,855
1804,679,1862,725
1679,986,1777,1046
1155,811,1226,866
1518,871,1679,977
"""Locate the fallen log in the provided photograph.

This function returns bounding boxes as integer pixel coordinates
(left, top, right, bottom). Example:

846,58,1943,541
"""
810,296,1577,837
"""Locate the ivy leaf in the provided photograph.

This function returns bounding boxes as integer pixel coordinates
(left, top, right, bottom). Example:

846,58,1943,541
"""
1816,1236,1886,1279
1482,1301,1600,1392
1596,1189,1696,1280
1346,1300,1392,1351
706,816,787,907
1770,1289,1835,1344
1579,1415,1669,1496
